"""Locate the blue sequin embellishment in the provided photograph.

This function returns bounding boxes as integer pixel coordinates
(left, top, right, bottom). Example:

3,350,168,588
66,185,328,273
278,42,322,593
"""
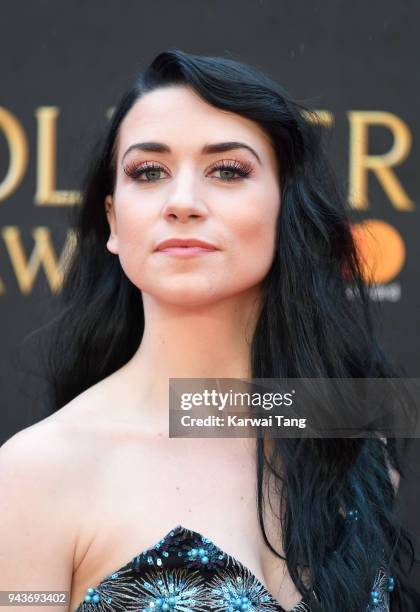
84,586,100,604
75,524,390,611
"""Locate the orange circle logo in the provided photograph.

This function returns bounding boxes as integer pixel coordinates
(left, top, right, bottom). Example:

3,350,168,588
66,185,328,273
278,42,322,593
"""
350,219,405,284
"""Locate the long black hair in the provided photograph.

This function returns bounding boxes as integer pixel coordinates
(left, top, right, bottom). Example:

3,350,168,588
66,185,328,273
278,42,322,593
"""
44,48,419,610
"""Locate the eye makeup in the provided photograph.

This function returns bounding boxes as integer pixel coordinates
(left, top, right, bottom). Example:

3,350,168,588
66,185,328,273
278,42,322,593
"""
122,158,254,183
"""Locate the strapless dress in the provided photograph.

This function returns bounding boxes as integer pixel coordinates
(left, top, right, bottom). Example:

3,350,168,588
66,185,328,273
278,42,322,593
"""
74,524,390,611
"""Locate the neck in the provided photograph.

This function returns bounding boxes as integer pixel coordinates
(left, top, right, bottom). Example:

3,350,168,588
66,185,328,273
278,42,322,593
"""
118,286,262,423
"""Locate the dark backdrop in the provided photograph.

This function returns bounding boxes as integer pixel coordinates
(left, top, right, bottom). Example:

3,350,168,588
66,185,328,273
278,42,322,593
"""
0,0,419,590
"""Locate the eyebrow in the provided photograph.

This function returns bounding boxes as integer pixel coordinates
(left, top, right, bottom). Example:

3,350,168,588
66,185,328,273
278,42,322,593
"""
121,141,262,165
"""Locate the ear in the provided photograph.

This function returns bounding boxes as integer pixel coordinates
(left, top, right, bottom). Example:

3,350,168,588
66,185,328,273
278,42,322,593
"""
104,194,118,254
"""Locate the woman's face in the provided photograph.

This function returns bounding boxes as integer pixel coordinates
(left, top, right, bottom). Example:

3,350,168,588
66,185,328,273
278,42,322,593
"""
105,85,281,306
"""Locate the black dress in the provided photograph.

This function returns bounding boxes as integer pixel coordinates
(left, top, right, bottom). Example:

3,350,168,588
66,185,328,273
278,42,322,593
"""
74,524,390,611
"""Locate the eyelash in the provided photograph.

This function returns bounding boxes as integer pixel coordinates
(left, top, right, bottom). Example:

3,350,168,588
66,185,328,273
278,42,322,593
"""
123,159,253,183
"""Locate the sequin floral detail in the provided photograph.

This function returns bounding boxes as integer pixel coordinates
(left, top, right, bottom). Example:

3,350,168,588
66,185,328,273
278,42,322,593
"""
131,525,229,575
125,567,207,611
206,565,280,610
182,532,228,572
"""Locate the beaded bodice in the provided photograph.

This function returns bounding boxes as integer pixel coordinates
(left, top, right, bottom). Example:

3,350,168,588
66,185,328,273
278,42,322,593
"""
74,524,392,611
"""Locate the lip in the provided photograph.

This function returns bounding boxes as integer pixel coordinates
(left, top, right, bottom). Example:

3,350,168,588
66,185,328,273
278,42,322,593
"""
155,237,219,252
156,246,217,257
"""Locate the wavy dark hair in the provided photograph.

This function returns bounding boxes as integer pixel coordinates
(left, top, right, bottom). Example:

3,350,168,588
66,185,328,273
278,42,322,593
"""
44,48,419,610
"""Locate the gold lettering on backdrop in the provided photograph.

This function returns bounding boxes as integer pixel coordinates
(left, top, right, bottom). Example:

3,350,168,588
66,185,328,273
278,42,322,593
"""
348,111,414,211
1,226,76,294
0,107,29,202
34,107,81,206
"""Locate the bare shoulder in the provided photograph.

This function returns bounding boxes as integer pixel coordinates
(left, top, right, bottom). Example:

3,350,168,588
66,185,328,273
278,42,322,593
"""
0,410,87,513
0,405,94,596
41,364,132,431
0,367,147,524
0,376,119,503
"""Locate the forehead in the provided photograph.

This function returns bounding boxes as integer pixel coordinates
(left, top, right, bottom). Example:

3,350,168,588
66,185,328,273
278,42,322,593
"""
116,85,275,161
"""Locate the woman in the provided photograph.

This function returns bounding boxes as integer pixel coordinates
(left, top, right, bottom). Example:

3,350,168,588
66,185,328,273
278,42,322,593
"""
0,49,418,611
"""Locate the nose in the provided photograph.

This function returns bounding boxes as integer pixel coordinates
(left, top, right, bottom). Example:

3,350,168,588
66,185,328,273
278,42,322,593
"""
161,168,208,223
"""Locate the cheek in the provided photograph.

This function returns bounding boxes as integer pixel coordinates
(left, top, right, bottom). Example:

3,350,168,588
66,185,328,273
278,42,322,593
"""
113,208,152,283
225,194,279,281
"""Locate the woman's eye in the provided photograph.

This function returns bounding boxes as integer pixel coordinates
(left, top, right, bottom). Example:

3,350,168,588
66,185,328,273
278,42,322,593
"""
124,164,167,182
209,161,253,181
142,168,165,181
210,166,249,181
